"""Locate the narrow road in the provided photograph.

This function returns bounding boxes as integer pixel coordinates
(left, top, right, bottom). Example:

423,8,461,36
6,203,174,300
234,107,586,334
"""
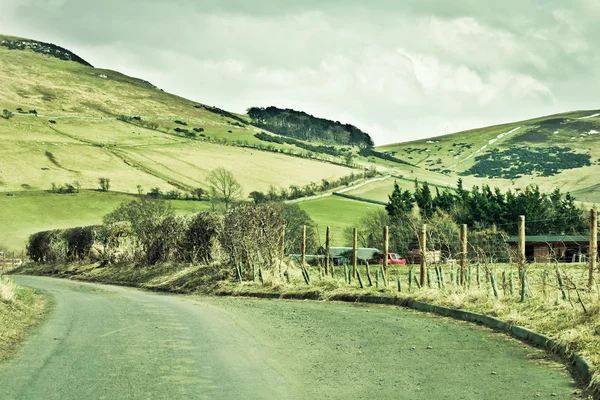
1,276,579,399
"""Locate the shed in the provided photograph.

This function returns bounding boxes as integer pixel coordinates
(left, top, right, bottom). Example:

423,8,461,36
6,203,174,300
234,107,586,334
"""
505,234,598,263
316,247,379,262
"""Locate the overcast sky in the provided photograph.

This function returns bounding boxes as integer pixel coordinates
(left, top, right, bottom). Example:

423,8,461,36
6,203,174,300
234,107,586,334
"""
2,1,599,145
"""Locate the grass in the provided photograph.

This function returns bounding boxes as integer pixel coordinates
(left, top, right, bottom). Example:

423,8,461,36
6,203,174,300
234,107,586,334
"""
0,190,211,251
0,276,46,361
13,259,600,397
0,39,356,196
377,110,600,197
298,196,385,245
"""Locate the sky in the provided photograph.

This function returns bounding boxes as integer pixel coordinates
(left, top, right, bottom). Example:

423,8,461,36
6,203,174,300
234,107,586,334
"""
1,0,599,145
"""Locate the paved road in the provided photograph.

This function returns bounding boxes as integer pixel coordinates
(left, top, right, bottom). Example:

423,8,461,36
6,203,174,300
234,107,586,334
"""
1,276,579,399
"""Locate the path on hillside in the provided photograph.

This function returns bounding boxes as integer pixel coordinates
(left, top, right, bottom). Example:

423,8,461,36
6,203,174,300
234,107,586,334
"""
1,276,578,399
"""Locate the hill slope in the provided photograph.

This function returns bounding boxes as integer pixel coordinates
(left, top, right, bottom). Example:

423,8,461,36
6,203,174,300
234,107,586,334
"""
377,110,600,195
0,34,355,195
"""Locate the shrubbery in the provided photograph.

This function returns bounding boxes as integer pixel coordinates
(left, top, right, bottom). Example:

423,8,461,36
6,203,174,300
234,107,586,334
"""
27,201,291,271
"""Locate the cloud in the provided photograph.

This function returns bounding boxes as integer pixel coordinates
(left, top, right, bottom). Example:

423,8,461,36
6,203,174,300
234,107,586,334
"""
1,0,599,144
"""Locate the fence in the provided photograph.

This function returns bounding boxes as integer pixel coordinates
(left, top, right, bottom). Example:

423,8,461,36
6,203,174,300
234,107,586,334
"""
0,250,27,274
237,210,600,311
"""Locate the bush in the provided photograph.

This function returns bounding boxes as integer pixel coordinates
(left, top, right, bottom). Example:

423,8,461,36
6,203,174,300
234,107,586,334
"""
220,203,283,270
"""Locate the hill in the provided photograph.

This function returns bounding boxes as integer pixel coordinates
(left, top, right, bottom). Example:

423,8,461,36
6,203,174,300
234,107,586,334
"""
0,34,359,195
0,34,377,249
377,110,600,195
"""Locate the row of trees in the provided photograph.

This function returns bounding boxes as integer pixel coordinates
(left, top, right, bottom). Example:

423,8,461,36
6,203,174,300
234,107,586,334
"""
249,169,379,204
387,179,586,235
28,198,317,267
347,179,588,262
247,106,374,148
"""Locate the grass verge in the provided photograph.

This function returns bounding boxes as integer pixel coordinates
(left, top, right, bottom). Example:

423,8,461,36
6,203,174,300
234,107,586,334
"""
0,275,47,361
14,261,599,398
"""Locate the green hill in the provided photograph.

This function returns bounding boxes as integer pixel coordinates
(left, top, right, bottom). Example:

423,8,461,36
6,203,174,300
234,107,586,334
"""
377,110,600,195
0,34,371,249
0,34,359,195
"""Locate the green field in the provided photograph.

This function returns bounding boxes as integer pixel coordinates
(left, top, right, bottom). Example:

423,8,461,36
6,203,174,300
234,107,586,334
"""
0,36,356,196
298,196,384,246
0,190,211,251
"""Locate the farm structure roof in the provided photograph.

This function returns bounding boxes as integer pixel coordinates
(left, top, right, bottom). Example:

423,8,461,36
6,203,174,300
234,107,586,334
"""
317,247,380,261
505,235,596,244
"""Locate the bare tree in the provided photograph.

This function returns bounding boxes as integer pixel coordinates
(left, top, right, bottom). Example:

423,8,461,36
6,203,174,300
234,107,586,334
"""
206,167,243,210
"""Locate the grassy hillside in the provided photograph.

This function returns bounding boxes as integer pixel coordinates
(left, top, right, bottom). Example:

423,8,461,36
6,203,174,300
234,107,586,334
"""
378,110,600,195
0,34,355,196
0,34,373,249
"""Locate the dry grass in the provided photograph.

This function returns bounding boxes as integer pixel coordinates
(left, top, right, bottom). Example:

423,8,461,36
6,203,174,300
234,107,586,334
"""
0,276,46,360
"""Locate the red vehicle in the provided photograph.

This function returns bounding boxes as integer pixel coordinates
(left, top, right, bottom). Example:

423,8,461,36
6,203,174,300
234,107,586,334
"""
368,252,406,265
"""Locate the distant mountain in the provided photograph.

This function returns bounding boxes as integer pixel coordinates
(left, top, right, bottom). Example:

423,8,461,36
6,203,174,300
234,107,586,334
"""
247,106,374,148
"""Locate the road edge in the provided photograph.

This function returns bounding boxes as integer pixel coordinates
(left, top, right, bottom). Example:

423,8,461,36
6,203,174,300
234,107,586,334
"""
218,289,594,393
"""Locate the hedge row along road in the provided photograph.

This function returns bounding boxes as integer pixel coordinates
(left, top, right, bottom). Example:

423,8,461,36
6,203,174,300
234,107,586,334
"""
1,276,579,399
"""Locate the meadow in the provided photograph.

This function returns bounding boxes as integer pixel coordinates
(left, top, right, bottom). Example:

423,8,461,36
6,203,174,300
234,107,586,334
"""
0,190,211,251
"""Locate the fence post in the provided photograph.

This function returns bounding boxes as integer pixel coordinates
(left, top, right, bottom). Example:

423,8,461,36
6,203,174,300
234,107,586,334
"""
420,223,427,288
280,223,286,258
325,226,331,277
518,215,525,275
518,215,526,302
301,225,306,267
458,224,467,287
384,225,389,278
352,227,358,279
589,209,597,288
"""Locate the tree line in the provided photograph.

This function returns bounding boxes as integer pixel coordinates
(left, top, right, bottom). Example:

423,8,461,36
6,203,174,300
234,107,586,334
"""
387,179,586,236
247,106,374,148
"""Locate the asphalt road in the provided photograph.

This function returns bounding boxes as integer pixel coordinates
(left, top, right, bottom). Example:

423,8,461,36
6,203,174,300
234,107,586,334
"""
1,276,579,399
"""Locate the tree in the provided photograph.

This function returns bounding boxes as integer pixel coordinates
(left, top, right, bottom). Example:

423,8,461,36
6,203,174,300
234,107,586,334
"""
1,109,13,120
98,177,110,192
103,198,174,263
386,181,413,218
249,191,268,204
207,167,243,209
272,203,318,254
191,187,205,201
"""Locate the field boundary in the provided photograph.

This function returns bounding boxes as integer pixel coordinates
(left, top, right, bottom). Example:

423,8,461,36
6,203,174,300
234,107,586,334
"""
331,192,387,206
219,289,594,392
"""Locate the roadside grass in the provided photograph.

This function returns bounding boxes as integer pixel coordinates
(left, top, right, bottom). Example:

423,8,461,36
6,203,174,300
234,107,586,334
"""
16,258,600,396
0,276,46,361
0,190,211,251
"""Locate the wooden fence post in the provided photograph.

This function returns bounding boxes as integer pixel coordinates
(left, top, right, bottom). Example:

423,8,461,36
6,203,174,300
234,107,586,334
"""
420,224,427,288
589,209,598,288
352,228,358,279
460,224,467,287
325,226,331,277
280,223,286,258
301,225,306,267
518,215,526,272
518,215,526,301
383,225,389,278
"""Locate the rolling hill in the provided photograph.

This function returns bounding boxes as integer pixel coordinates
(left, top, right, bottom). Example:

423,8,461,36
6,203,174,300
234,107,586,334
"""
0,34,375,249
377,110,600,197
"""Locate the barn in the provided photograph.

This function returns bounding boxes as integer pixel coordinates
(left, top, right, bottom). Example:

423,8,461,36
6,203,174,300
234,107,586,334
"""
505,234,597,263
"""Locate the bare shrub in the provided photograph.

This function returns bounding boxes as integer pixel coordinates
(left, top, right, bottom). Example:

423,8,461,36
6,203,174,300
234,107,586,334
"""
220,203,283,271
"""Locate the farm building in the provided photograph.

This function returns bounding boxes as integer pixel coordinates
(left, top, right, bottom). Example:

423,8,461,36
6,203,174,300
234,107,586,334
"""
505,235,597,263
316,247,379,262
